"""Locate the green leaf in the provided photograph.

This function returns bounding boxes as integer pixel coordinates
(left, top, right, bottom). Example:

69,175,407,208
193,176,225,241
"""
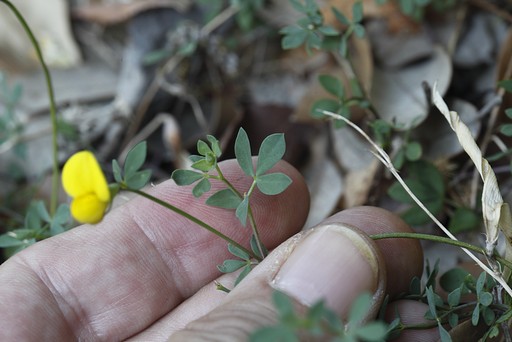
405,141,422,161
124,141,147,179
339,37,348,58
353,23,366,38
438,323,452,342
273,290,295,318
207,135,222,157
171,169,203,185
228,243,250,260
311,98,340,118
498,79,512,92
448,207,480,233
280,25,304,35
289,0,307,13
51,204,70,235
482,307,495,325
472,304,480,325
236,196,250,226
191,158,214,172
352,1,364,22
25,205,42,230
318,74,344,98
125,170,152,190
409,276,421,295
0,234,25,248
235,128,254,176
447,288,462,308
256,133,286,176
234,264,252,286
256,173,292,195
197,140,212,156
476,272,486,294
332,7,350,25
281,31,308,50
217,259,246,273
401,200,443,226
192,178,211,197
206,189,242,209
250,234,268,259
33,201,51,223
112,159,123,183
505,108,512,119
305,31,322,50
249,326,296,342
448,312,459,328
355,322,388,341
500,123,512,136
440,268,471,292
425,286,438,318
479,292,493,306
348,293,372,324
318,25,339,36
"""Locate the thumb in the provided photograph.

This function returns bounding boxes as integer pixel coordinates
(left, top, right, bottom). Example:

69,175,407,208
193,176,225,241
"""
169,222,386,341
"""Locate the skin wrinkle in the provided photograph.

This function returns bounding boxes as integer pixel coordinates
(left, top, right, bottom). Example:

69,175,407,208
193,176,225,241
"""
12,255,82,340
19,243,103,340
126,206,189,306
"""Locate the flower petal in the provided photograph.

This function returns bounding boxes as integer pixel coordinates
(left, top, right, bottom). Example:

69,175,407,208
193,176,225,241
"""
70,193,108,224
62,151,110,202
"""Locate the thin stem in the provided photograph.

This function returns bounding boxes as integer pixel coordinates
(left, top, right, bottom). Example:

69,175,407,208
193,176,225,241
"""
246,181,266,258
123,187,261,261
1,0,59,215
214,164,267,258
371,232,512,271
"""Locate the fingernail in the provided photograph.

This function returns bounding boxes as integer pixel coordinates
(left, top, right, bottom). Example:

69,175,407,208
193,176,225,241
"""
272,224,382,317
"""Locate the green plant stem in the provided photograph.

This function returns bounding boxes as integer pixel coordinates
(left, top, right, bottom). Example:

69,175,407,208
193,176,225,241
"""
214,165,267,258
123,187,261,261
1,0,59,215
370,232,512,271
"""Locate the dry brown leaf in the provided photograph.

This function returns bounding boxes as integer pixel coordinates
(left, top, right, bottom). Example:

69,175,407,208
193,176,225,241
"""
72,0,192,25
371,46,451,130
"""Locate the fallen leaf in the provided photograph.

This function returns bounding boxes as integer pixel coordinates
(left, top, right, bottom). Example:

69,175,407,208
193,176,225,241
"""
371,46,451,130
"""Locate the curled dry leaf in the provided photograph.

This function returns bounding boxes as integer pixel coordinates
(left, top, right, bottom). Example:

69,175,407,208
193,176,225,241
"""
418,99,481,160
432,84,512,257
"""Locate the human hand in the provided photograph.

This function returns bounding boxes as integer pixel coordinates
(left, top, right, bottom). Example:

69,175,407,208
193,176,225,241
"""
0,159,438,341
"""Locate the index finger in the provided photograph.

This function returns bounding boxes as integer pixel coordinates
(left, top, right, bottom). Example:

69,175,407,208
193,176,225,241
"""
0,159,309,341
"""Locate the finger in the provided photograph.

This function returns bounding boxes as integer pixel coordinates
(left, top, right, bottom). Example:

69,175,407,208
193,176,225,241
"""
169,207,422,341
385,300,440,341
322,206,424,296
0,159,309,341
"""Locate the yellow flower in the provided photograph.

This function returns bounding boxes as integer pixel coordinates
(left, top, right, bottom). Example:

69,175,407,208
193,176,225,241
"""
62,151,111,224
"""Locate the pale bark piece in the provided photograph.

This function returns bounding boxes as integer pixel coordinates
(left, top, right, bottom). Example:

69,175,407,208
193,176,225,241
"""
302,133,344,228
0,0,81,70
